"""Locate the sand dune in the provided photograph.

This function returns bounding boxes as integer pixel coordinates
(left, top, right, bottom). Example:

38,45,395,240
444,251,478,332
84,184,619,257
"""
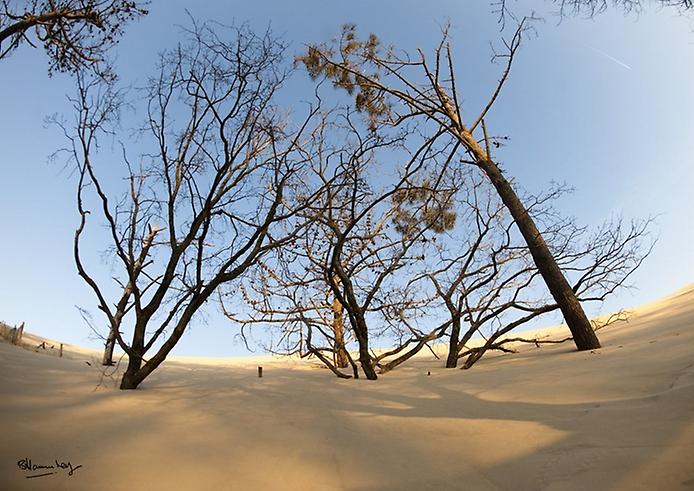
1,286,693,490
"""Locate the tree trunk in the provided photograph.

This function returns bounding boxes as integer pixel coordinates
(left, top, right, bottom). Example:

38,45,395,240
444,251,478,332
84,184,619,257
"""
119,352,143,389
352,322,378,380
473,153,600,350
450,125,599,350
118,292,212,390
358,345,378,380
437,115,600,351
331,296,350,368
445,317,461,368
102,327,116,366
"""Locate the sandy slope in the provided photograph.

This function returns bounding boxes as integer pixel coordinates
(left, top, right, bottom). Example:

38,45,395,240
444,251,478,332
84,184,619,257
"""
1,286,693,490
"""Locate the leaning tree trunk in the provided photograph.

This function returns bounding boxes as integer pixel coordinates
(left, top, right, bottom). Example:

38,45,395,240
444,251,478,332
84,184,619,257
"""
478,158,600,350
456,129,600,350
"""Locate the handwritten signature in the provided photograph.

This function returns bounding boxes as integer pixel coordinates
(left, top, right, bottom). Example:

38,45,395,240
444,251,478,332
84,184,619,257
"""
17,458,82,479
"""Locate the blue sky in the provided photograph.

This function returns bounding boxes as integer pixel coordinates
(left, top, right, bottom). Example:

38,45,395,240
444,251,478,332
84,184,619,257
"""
0,0,692,356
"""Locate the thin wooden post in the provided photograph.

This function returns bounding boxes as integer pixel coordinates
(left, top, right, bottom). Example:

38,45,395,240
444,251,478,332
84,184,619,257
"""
258,366,263,378
59,344,63,358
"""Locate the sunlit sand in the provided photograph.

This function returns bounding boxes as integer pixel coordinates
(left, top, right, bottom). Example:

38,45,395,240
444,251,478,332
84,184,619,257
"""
1,286,693,490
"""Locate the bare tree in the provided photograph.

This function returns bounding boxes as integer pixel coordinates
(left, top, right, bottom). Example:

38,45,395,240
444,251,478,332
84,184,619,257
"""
230,111,458,380
298,21,605,352
223,112,367,378
59,23,320,389
420,173,653,369
0,0,147,78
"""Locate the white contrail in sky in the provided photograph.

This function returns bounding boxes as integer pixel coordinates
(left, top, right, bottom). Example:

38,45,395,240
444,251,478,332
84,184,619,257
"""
583,44,633,70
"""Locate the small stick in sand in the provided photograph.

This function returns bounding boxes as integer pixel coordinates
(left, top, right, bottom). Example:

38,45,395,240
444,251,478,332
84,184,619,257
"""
59,344,63,358
258,366,263,378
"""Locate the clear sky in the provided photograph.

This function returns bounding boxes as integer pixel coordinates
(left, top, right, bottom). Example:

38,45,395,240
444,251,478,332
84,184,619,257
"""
0,0,692,356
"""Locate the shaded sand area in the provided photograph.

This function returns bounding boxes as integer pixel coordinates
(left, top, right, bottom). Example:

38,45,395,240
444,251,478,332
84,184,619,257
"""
1,286,693,490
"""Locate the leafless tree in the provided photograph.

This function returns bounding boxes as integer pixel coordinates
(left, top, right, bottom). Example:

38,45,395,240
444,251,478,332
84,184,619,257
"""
421,172,653,369
59,23,320,389
0,0,148,78
229,111,458,380
298,20,605,353
223,111,366,378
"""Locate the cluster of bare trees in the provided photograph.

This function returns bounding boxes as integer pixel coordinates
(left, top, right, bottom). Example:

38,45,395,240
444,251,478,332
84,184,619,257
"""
225,21,653,380
40,7,662,388
227,113,461,379
64,19,652,388
235,144,651,380
298,20,613,353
